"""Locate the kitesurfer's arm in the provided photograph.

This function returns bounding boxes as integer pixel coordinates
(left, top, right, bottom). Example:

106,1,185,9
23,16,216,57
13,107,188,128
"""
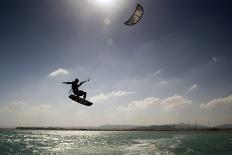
78,79,90,87
63,82,72,84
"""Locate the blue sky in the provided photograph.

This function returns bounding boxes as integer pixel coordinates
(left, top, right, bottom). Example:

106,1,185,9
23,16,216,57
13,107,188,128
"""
0,0,232,127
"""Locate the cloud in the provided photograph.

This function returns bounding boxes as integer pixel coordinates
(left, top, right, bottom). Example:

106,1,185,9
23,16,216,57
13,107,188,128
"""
0,102,53,126
0,101,92,127
49,68,69,77
200,94,232,109
161,95,192,111
6,102,27,112
153,69,163,77
104,17,111,25
160,80,167,85
89,91,135,103
118,95,191,112
118,97,161,112
187,84,198,93
89,93,110,103
5,101,51,113
211,57,220,63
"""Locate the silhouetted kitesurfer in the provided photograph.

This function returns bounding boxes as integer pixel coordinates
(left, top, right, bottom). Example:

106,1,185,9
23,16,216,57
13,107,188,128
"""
63,78,89,100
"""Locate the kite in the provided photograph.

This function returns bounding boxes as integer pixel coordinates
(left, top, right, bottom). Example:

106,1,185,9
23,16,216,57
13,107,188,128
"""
124,4,144,26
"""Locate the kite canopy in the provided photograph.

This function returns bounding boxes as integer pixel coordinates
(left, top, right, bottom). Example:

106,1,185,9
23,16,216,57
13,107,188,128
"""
124,4,144,26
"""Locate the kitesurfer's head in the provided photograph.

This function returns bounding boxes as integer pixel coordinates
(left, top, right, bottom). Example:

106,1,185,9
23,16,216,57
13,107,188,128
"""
74,78,79,83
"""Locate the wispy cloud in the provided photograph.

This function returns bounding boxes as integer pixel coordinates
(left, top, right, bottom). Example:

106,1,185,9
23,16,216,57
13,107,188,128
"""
200,94,232,109
118,97,161,112
161,95,192,111
211,57,221,64
153,69,163,77
90,91,135,103
0,101,90,127
5,101,51,112
118,95,191,112
160,80,168,85
49,68,69,77
187,84,198,93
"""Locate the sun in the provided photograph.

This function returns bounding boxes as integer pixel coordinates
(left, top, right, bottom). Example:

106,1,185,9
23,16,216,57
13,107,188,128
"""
96,0,114,7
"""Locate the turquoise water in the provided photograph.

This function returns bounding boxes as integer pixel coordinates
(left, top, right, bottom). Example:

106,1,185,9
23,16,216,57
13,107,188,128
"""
0,130,232,155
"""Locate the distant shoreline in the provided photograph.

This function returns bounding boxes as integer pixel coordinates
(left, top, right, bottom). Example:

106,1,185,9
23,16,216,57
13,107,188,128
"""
12,127,232,132
2,123,232,132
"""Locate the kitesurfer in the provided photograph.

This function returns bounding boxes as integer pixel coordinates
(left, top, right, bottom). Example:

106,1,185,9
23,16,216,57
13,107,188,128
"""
63,78,89,100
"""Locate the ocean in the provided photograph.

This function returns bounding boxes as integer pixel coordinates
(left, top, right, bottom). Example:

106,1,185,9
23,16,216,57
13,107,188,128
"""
0,130,231,155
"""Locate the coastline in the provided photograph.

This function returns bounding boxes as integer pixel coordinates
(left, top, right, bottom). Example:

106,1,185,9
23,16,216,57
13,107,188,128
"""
14,127,232,132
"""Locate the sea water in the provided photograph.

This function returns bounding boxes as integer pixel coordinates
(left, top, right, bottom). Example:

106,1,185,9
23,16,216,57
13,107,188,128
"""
0,130,232,154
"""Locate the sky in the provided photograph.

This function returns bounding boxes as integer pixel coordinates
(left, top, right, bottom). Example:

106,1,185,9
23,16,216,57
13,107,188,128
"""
0,0,232,127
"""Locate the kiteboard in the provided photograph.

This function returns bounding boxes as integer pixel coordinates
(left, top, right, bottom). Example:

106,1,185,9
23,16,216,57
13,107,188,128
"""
69,94,93,106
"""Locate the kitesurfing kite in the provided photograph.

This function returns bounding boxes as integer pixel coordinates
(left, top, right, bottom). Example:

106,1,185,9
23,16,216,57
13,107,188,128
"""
63,78,93,106
124,3,144,26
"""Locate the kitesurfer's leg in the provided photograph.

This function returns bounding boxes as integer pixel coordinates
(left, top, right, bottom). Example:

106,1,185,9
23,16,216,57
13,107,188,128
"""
73,89,79,96
83,92,87,100
78,90,86,100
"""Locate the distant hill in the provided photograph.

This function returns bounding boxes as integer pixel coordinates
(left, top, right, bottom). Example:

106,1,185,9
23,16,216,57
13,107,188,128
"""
15,123,232,131
135,123,209,131
215,124,232,129
98,125,140,130
98,123,209,131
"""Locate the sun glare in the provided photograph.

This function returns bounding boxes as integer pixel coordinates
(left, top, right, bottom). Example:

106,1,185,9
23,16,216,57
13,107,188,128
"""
96,0,114,6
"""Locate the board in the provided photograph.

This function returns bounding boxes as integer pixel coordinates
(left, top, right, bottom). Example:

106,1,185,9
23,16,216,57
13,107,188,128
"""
69,94,93,106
